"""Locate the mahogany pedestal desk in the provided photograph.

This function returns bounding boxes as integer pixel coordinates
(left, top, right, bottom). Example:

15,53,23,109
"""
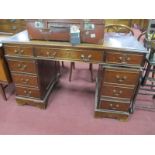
2,31,148,120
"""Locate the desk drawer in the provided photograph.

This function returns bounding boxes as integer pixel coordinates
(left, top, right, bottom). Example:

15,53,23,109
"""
12,73,38,87
5,45,33,57
100,84,134,99
35,47,59,58
35,47,103,62
0,24,24,33
99,100,130,112
16,86,41,98
103,67,140,85
0,19,25,25
105,51,144,66
69,50,103,62
8,59,36,73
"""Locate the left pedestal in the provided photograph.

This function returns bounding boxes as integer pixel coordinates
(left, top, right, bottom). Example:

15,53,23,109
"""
4,44,60,108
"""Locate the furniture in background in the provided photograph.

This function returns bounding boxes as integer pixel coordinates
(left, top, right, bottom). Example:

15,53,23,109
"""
0,19,26,35
0,45,12,100
138,20,155,87
136,20,155,111
2,30,147,120
105,19,149,31
0,19,26,101
104,24,134,35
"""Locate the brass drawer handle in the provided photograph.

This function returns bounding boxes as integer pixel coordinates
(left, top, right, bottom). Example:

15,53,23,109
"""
118,55,131,64
24,90,32,96
21,78,29,84
88,54,92,59
28,91,32,94
17,64,27,70
110,103,113,107
20,50,24,54
17,64,22,68
110,103,120,108
113,89,122,96
126,57,131,61
119,57,123,60
21,65,27,71
116,75,127,82
123,76,127,80
46,51,57,58
14,49,19,54
25,79,29,82
116,104,120,108
109,103,118,110
81,54,85,59
109,103,120,109
46,51,50,56
80,54,92,62
113,89,117,93
14,49,24,55
118,56,126,64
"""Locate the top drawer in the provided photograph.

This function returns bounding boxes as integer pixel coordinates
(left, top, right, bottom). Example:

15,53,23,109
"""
103,67,140,86
4,45,34,57
105,51,144,66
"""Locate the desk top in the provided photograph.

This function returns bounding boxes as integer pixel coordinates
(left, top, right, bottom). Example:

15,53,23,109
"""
2,30,148,53
0,35,12,47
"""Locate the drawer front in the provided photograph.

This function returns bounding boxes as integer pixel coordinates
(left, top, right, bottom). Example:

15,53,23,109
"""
8,60,36,73
16,86,41,98
5,45,33,57
0,25,23,33
35,47,103,62
0,19,25,24
69,50,103,62
12,74,38,87
105,51,144,66
99,100,130,112
101,84,134,99
103,68,140,85
35,47,59,58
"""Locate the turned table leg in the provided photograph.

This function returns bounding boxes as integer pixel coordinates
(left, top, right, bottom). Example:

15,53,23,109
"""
0,83,7,101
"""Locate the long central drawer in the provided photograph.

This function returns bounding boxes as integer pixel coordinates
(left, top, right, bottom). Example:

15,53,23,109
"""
35,47,104,63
